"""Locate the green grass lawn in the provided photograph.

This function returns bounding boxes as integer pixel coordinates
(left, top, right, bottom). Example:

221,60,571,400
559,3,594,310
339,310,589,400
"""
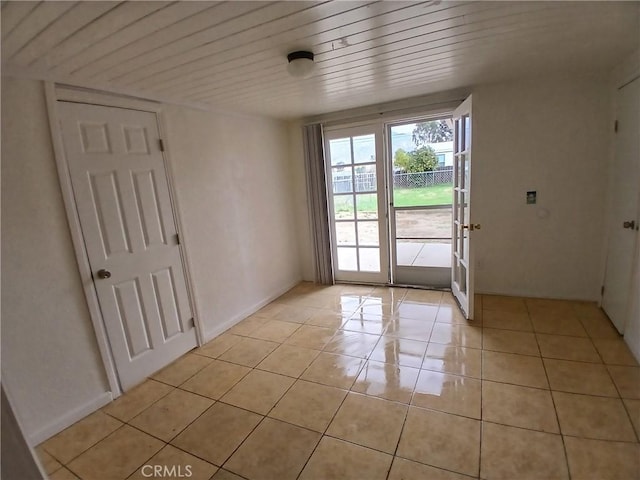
334,184,452,215
394,183,453,208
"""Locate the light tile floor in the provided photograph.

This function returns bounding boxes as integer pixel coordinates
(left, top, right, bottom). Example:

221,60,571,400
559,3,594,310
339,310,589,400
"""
37,283,640,480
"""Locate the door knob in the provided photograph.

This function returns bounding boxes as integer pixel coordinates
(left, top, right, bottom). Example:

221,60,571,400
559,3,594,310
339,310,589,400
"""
623,220,636,230
97,269,111,279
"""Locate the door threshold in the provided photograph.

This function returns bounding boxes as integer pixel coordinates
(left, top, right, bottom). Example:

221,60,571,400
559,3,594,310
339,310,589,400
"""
334,280,452,292
390,283,452,292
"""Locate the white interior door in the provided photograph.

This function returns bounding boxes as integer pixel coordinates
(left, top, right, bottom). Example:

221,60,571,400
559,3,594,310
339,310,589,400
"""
324,124,389,284
58,101,197,391
451,96,477,319
602,78,640,333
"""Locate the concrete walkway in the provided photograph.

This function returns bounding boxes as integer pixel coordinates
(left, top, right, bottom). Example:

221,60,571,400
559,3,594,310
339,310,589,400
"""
396,242,451,268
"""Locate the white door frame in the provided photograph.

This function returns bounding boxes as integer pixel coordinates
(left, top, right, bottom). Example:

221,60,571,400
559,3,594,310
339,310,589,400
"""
44,83,203,397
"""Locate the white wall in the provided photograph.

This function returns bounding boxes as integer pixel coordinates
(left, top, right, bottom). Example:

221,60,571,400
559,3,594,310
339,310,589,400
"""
472,74,611,300
159,105,301,340
1,78,110,442
1,77,303,443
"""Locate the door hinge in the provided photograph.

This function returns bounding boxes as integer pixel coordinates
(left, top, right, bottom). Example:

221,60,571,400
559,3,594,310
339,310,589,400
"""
601,285,605,295
188,318,195,328
175,233,180,245
614,120,618,133
159,138,165,152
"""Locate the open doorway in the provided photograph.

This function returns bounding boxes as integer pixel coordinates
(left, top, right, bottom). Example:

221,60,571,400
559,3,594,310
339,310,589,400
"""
388,117,454,287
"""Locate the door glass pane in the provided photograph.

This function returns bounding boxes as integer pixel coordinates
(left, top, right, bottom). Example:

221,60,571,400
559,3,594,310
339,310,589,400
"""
356,193,377,218
453,224,459,260
465,155,470,189
332,166,353,193
459,154,466,189
335,222,356,245
333,195,354,219
329,138,352,166
337,247,357,271
464,115,471,150
462,190,469,224
456,119,463,153
355,167,376,192
358,221,379,246
457,224,464,260
459,263,467,294
463,229,469,263
353,134,376,164
359,248,380,272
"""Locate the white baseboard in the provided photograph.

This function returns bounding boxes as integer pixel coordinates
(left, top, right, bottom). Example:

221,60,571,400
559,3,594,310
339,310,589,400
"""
475,288,596,303
28,391,113,446
203,278,301,343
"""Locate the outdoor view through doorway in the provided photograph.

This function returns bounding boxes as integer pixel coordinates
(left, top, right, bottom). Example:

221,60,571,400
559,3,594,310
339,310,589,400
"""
391,119,454,270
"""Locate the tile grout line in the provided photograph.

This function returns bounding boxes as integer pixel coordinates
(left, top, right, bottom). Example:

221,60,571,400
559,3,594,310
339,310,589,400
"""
50,380,176,471
570,310,638,443
291,323,376,480
212,319,326,479
58,423,129,479
215,300,364,479
385,392,412,480
528,299,572,480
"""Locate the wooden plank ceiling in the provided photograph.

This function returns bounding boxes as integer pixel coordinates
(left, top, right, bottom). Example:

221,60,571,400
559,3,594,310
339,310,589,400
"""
2,1,638,119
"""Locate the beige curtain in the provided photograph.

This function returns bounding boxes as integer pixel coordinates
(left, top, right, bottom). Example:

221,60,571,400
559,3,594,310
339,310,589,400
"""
303,124,334,285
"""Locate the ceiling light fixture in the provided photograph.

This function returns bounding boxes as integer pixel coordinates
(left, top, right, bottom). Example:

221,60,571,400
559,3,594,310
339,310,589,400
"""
287,51,315,79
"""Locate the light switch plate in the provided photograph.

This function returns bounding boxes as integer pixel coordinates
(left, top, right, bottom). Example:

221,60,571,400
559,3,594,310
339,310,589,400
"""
526,191,537,204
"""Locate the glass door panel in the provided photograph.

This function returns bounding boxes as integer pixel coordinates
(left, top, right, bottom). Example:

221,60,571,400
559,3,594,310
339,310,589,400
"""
325,125,388,283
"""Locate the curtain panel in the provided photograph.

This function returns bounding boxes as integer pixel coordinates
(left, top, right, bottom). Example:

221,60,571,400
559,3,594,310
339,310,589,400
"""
302,124,333,285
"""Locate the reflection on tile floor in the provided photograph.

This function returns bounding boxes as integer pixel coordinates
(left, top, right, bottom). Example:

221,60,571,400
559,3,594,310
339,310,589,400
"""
38,284,640,480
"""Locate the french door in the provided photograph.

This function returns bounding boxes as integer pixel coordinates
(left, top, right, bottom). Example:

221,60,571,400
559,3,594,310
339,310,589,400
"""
451,96,476,319
323,96,476,316
324,124,389,283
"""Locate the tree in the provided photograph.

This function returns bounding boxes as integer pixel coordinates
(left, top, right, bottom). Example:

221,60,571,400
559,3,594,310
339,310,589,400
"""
412,120,453,146
394,146,438,173
394,148,411,170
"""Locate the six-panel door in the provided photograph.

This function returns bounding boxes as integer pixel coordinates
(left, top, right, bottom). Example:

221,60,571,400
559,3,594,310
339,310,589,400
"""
58,101,197,391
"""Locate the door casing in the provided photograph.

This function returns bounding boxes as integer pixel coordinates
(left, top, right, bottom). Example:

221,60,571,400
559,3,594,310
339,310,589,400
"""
45,83,203,397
